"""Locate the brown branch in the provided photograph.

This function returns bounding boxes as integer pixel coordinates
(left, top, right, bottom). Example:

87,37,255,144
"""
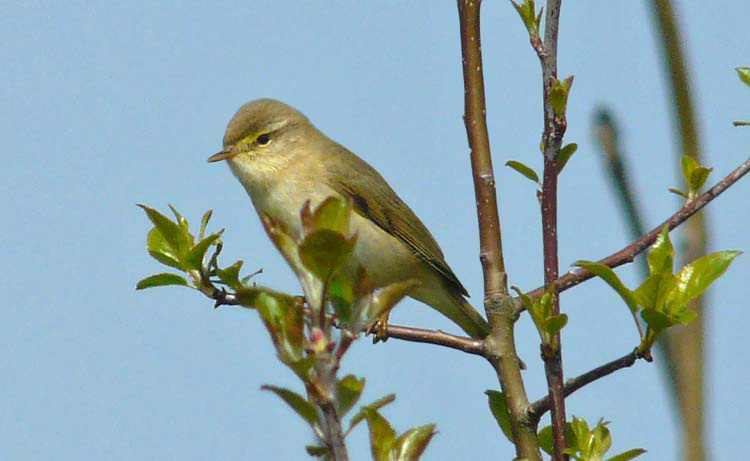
536,0,567,458
458,1,538,459
526,156,750,300
380,325,485,356
529,348,643,422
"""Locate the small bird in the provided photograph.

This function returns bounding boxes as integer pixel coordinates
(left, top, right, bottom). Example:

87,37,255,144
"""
208,99,488,338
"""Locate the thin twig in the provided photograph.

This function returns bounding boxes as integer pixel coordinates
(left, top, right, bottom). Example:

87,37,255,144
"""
536,0,568,458
526,157,750,300
529,349,642,422
457,1,538,459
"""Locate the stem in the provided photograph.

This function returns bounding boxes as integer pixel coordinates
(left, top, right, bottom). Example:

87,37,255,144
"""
537,0,567,458
529,349,642,421
457,1,539,459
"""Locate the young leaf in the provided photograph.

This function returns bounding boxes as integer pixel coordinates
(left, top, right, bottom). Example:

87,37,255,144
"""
668,187,688,198
558,142,578,174
606,448,647,461
511,0,540,37
506,160,540,184
688,166,712,198
544,313,568,336
138,204,191,258
312,196,351,235
486,390,513,442
550,76,574,116
336,375,366,417
182,234,221,271
736,67,750,87
199,209,213,240
261,385,319,429
363,408,396,460
647,226,674,275
348,394,396,434
537,425,554,455
216,260,244,290
136,273,189,290
146,227,182,269
668,250,742,310
392,425,436,460
299,230,356,280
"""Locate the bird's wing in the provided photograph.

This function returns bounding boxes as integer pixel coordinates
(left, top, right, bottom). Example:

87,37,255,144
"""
325,142,469,297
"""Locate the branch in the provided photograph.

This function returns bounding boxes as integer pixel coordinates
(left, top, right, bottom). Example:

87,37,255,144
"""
457,1,538,459
526,156,750,300
529,348,643,422
378,325,485,356
537,0,568,458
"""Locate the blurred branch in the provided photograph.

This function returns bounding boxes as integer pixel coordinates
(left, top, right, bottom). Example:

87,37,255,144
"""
648,2,707,460
593,108,682,424
525,157,750,300
457,1,539,459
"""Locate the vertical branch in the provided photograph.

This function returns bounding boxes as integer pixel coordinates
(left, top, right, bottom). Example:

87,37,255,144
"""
648,2,706,461
457,1,540,459
539,1,568,459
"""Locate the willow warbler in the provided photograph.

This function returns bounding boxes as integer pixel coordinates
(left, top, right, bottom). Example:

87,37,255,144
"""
208,99,488,338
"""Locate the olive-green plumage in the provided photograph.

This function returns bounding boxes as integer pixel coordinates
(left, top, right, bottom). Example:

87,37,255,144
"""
209,99,488,338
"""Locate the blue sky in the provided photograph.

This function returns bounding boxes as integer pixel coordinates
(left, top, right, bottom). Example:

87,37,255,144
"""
2,2,749,460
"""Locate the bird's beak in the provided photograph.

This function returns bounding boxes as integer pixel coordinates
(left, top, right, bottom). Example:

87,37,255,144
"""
207,150,239,163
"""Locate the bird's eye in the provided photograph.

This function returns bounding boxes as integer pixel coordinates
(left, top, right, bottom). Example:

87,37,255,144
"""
256,133,271,146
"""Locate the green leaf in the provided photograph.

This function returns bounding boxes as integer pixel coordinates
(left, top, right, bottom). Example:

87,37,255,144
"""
486,390,513,442
393,425,436,460
216,260,244,290
647,226,674,275
688,166,712,198
607,448,647,461
363,408,396,460
668,187,688,198
182,234,221,271
234,286,297,309
544,313,568,336
305,445,329,457
261,385,319,429
136,273,189,290
591,419,612,457
336,375,365,417
668,250,741,309
558,142,578,174
511,0,540,36
146,227,182,269
574,261,639,314
550,76,574,115
312,196,351,235
537,425,554,455
634,273,677,311
256,292,304,363
138,204,191,258
681,155,699,182
168,204,189,234
640,309,674,335
506,160,540,184
329,273,355,325
736,67,750,87
348,394,396,433
199,209,213,240
299,230,356,280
